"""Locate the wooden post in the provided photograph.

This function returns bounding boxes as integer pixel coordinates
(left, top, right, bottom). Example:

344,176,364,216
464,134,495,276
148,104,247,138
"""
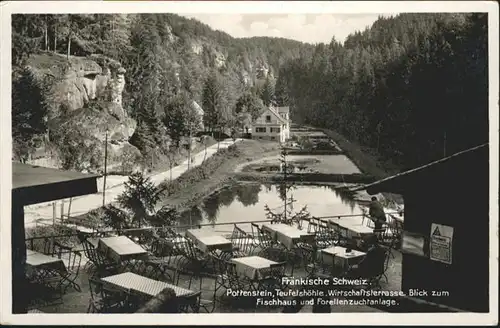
12,200,28,313
67,31,71,60
103,130,108,207
60,200,64,222
188,132,192,170
169,161,173,181
135,287,178,313
54,24,57,53
67,197,73,221
44,16,48,51
52,202,56,226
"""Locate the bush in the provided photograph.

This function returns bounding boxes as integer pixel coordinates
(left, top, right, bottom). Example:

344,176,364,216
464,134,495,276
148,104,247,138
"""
25,224,80,252
65,208,107,229
120,144,142,174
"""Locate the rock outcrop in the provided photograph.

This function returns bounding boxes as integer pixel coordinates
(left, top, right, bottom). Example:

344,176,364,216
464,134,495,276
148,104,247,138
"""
25,52,139,172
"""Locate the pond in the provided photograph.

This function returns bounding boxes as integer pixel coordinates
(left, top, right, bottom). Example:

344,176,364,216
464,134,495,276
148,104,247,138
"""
239,155,361,175
249,160,317,174
178,182,366,234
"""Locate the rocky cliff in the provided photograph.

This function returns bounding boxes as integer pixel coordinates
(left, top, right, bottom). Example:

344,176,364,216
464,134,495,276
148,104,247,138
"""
24,52,140,172
13,13,317,172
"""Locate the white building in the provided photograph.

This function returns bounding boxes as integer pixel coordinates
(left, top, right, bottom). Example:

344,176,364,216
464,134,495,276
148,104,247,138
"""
251,106,290,143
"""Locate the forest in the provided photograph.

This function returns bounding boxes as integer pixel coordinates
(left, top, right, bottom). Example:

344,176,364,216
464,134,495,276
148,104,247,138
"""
276,13,488,170
11,13,313,166
12,13,488,172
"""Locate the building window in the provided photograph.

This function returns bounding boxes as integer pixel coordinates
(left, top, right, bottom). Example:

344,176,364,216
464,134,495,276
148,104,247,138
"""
270,127,281,133
266,115,271,123
255,127,266,133
271,136,275,140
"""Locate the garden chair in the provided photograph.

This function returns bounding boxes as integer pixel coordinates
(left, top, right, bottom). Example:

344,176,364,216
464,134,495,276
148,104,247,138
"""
210,253,252,309
136,228,158,252
157,226,178,239
259,261,288,292
80,237,120,277
251,223,284,261
314,220,337,249
338,226,351,246
143,236,179,283
229,224,258,256
173,238,210,290
307,251,344,280
343,246,389,290
328,222,350,247
52,241,83,292
178,291,215,313
88,277,132,313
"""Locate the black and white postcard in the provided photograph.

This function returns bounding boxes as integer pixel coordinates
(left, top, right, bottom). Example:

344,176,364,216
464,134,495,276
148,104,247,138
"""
1,1,498,326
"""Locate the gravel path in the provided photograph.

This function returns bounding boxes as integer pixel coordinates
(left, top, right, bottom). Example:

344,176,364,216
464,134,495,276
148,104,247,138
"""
24,139,241,228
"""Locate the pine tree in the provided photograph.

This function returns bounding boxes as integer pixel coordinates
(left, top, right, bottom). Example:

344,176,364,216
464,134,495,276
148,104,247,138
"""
163,93,202,147
99,14,131,61
12,68,48,161
274,74,289,107
202,71,224,133
260,76,275,106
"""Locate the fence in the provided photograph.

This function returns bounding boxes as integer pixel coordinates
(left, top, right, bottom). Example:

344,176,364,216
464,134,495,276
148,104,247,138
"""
25,210,403,254
235,172,378,184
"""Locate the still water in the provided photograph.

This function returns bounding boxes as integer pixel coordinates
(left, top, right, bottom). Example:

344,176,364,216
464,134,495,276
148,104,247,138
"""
179,183,365,232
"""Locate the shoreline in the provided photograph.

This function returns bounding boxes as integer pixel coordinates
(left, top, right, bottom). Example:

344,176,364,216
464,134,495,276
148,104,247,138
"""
26,128,404,233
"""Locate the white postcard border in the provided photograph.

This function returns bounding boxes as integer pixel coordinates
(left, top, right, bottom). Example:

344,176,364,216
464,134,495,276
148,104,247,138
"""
1,1,498,325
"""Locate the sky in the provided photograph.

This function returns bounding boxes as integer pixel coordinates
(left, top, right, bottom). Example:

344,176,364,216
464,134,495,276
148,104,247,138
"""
182,13,393,44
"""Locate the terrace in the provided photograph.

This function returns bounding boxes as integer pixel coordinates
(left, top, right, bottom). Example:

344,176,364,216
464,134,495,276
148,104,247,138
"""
22,214,405,314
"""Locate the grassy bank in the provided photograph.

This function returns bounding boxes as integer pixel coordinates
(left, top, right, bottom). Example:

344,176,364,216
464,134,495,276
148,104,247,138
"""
313,127,402,179
295,125,404,205
158,139,280,210
49,139,280,231
235,172,378,185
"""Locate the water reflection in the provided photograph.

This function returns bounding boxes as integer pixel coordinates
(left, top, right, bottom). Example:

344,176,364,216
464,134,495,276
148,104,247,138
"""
179,183,361,227
276,183,288,202
178,205,203,229
202,194,220,224
235,183,262,206
217,187,236,207
329,185,357,212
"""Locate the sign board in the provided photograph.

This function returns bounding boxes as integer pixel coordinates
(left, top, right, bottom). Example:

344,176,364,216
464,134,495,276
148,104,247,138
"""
429,223,454,264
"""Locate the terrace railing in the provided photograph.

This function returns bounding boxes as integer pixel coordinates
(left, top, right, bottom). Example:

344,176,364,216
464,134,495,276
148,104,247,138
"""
25,210,403,253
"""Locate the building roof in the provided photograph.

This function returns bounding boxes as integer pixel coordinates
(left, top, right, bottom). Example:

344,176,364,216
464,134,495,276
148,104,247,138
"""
275,106,290,114
351,143,488,195
12,162,100,206
267,106,288,124
190,100,204,115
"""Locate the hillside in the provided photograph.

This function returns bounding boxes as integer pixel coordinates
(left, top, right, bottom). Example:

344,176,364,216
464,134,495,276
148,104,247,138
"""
11,13,488,176
11,13,315,171
276,13,488,171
